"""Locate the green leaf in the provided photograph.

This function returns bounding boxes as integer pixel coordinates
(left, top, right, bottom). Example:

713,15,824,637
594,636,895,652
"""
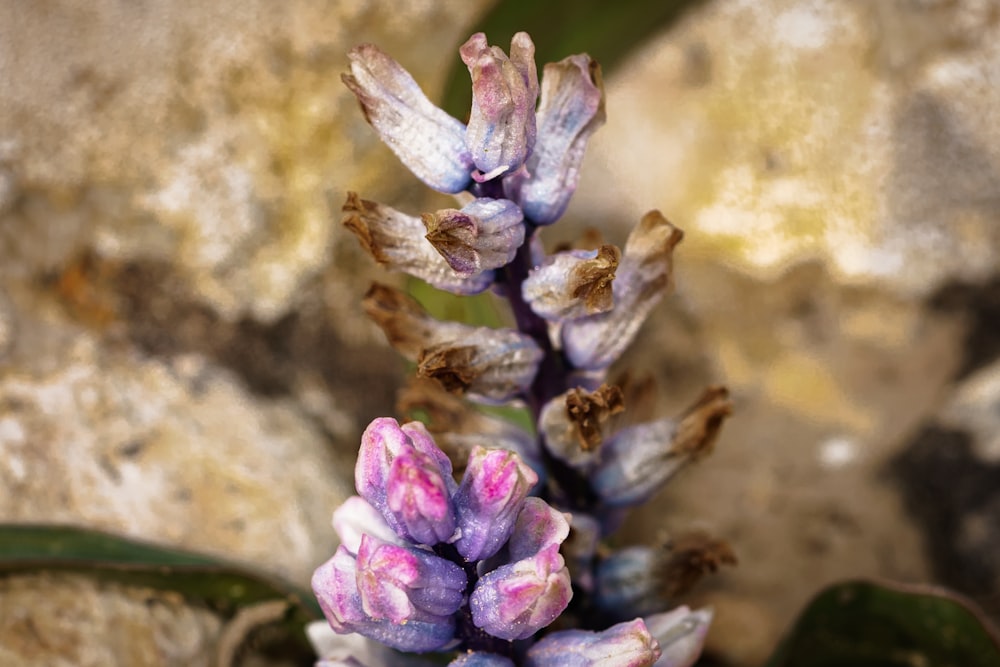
0,524,323,657
765,580,1000,667
441,0,709,118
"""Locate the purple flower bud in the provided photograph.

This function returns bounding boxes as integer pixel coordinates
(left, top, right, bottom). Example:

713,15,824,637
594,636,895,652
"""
343,194,494,296
562,212,682,370
332,496,406,555
356,418,456,533
453,446,539,560
522,245,620,321
423,198,525,275
594,546,659,617
523,618,661,667
343,45,473,194
470,544,572,641
356,534,466,622
507,497,570,561
312,546,457,652
385,447,458,545
460,32,538,180
562,513,600,593
645,607,712,667
503,54,605,224
448,652,517,667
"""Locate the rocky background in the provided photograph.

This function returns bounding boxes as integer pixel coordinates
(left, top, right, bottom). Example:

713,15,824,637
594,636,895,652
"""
1,0,999,665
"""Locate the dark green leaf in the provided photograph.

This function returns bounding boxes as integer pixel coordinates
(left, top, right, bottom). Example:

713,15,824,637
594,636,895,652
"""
441,0,709,118
766,580,1000,667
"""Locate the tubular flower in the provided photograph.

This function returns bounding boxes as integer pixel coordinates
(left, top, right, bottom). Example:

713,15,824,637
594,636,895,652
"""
461,32,539,181
523,618,661,667
423,198,526,275
503,54,606,224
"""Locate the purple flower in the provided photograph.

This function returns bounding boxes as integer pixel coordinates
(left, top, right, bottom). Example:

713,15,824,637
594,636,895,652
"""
312,547,457,652
469,543,572,641
385,447,458,545
523,618,661,667
503,54,606,224
356,534,465,623
356,418,457,537
423,198,526,275
460,32,539,181
506,497,570,561
343,45,473,194
453,446,539,561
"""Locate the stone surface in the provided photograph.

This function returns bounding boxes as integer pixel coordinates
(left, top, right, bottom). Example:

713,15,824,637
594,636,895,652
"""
572,0,1000,296
0,573,222,667
0,0,492,322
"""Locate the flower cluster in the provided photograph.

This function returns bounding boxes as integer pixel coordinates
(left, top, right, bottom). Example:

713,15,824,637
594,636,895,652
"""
313,31,733,667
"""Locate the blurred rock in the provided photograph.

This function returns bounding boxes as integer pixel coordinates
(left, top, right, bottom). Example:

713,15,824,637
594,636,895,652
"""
0,573,223,667
572,0,1000,295
0,285,351,585
0,0,491,322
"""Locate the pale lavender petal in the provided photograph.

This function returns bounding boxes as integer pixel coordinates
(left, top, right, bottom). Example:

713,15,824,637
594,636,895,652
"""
506,497,570,561
645,607,713,667
522,246,620,321
503,54,605,224
332,495,405,555
423,198,525,274
461,32,538,179
356,534,465,622
453,446,539,561
355,417,414,519
385,447,457,545
343,194,494,296
470,544,572,641
561,211,682,370
523,618,661,667
344,45,472,193
448,653,517,667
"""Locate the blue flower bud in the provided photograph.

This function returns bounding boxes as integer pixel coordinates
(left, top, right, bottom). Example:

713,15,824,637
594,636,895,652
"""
343,45,473,194
470,544,572,641
453,446,538,560
523,618,661,666
312,546,456,653
594,546,660,617
385,447,458,545
356,534,466,622
423,198,525,275
460,32,538,180
503,54,605,224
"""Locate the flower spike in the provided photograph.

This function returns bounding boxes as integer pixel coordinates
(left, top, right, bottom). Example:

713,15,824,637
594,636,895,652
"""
343,45,473,194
